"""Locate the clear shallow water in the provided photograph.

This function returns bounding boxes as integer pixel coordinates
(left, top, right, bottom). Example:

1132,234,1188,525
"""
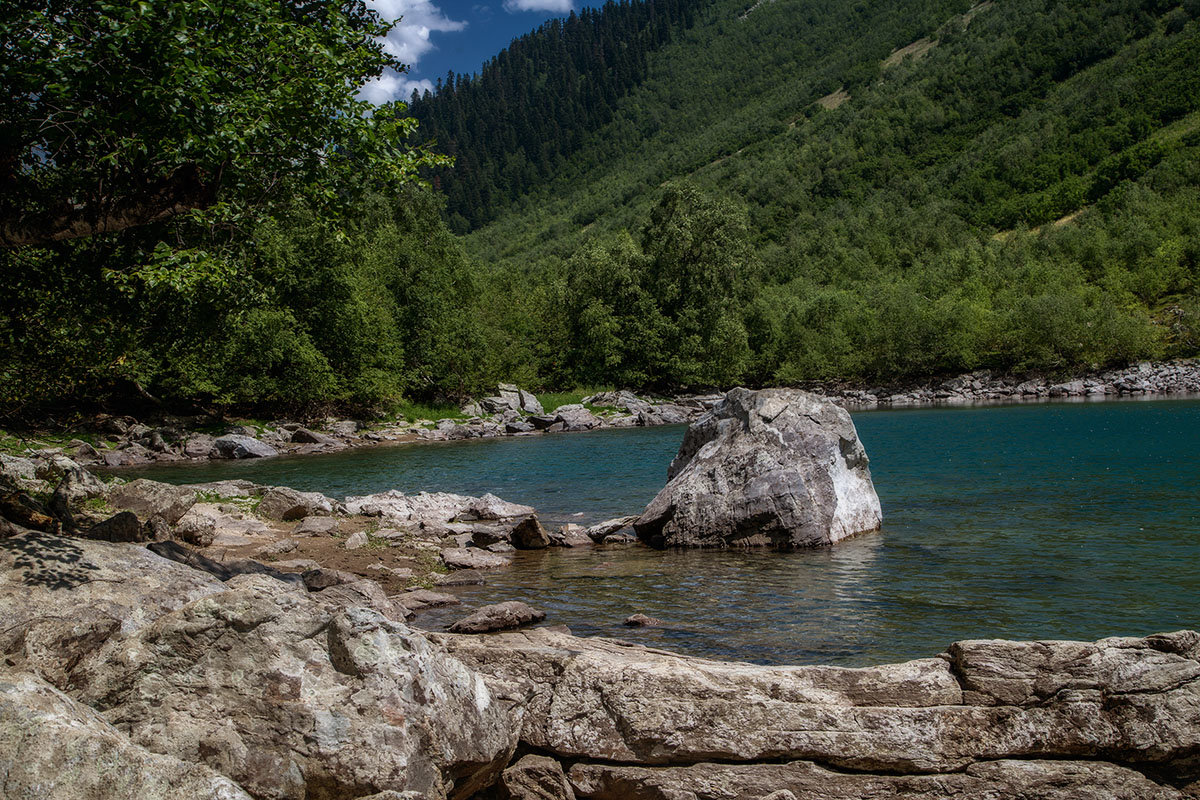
128,399,1200,666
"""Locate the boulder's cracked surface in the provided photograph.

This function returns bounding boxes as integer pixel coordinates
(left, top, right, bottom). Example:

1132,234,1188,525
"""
635,388,882,548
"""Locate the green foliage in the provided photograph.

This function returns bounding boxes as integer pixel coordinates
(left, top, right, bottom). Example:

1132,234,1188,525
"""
1,0,444,255
455,0,1200,385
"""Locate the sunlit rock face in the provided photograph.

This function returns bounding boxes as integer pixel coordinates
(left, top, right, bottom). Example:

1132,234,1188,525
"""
635,388,882,549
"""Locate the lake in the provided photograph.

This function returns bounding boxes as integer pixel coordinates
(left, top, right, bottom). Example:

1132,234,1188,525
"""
126,398,1200,666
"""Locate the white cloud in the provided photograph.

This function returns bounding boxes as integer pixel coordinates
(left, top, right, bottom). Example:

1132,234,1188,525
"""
359,71,437,104
360,0,466,102
503,0,572,12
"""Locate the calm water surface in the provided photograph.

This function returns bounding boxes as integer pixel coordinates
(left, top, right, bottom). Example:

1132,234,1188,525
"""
129,399,1200,666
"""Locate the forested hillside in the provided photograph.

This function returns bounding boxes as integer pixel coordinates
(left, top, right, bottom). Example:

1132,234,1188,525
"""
3,0,1199,420
408,0,708,232
448,0,1200,389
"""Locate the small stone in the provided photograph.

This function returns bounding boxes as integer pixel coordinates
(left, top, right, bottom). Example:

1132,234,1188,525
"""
257,538,298,556
435,570,486,586
440,547,511,570
343,531,369,550
624,613,662,627
294,516,339,536
511,515,551,550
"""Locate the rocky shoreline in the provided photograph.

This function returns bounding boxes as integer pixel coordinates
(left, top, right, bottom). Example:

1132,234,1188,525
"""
2,388,1199,798
2,525,1197,799
5,359,1200,471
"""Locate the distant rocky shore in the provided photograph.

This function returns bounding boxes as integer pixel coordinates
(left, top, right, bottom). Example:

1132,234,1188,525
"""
4,359,1199,471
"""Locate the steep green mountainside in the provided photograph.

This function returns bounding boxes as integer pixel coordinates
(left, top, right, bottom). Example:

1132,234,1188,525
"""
409,0,709,232
454,0,1200,388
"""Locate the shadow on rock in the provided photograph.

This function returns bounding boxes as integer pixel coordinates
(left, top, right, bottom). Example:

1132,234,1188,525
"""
0,532,100,590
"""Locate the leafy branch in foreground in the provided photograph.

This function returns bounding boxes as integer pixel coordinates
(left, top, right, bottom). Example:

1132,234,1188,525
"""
0,0,446,252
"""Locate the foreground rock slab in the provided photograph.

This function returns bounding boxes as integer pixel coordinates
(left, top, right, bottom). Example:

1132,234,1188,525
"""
0,530,226,687
636,387,882,548
436,627,1200,787
0,670,251,800
74,575,517,800
567,759,1185,799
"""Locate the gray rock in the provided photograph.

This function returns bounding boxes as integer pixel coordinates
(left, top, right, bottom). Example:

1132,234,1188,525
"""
257,486,333,521
506,421,536,434
0,454,44,493
326,419,360,437
108,478,197,524
487,541,517,553
440,547,512,570
344,490,534,525
394,589,461,611
624,613,661,627
301,566,363,591
313,578,412,622
84,511,148,543
438,627,1200,783
511,516,551,549
343,530,369,549
74,576,519,800
209,435,278,460
182,434,217,459
567,759,1183,800
293,515,340,536
528,415,559,430
518,389,545,415
256,538,297,556
145,541,306,589
0,670,252,800
0,531,226,687
585,515,639,542
447,601,546,633
503,754,575,800
53,466,108,506
173,507,217,547
554,405,602,431
288,427,337,445
635,388,882,549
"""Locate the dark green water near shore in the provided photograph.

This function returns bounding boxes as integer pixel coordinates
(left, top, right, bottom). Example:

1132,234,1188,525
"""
129,399,1200,666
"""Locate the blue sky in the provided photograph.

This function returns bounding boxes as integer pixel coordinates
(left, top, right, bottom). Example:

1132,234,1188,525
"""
362,0,576,103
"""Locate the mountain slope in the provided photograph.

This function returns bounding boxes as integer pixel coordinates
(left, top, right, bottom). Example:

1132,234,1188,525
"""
441,0,1200,388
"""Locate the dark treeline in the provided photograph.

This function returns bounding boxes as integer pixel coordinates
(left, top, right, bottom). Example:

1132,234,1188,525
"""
408,0,707,232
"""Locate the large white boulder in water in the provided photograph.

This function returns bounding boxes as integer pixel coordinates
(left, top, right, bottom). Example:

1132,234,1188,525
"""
635,387,882,548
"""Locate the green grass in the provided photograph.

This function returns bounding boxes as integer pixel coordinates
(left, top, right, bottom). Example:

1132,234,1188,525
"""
388,399,468,423
537,387,615,413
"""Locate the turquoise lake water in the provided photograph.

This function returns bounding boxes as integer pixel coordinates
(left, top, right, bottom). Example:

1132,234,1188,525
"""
127,398,1200,666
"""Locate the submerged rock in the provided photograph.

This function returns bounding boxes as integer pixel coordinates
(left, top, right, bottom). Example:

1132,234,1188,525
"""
447,601,546,634
635,387,882,549
440,547,512,570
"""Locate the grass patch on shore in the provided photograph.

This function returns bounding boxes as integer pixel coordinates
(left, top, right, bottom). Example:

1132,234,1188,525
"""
388,399,467,423
539,387,615,413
